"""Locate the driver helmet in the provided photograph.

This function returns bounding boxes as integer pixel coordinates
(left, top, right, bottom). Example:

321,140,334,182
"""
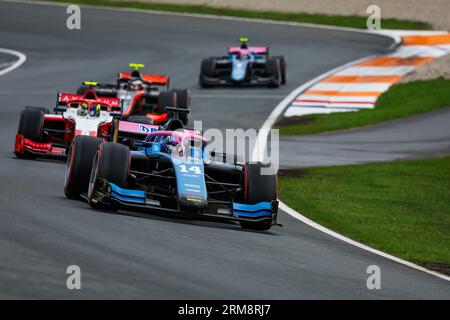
130,78,143,91
164,135,178,154
89,104,101,117
77,103,88,116
131,70,141,79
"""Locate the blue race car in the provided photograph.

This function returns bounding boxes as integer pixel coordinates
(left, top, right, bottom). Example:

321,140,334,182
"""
64,109,279,231
199,38,286,88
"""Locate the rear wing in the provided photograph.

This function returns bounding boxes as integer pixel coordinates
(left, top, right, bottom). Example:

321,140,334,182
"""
55,92,121,113
228,46,268,55
117,72,169,85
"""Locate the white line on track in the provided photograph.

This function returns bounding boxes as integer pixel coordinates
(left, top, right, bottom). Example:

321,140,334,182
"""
280,202,450,282
7,0,447,282
0,48,26,77
311,82,391,92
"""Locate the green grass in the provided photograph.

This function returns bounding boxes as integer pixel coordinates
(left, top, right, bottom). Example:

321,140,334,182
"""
278,78,450,135
41,0,432,30
279,157,450,272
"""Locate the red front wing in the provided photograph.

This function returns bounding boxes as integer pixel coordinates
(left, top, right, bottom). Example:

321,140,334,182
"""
15,115,112,158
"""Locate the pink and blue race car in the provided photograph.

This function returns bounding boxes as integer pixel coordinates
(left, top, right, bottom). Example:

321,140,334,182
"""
199,38,286,88
64,109,279,231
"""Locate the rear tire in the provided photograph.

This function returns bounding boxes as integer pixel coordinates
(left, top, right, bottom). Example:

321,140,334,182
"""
64,136,103,199
76,85,90,95
127,115,154,125
88,142,130,210
239,162,277,231
155,91,176,114
172,88,190,125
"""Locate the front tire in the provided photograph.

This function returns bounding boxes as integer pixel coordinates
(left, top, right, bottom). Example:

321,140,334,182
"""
88,142,130,210
17,108,44,142
199,58,216,88
265,58,281,88
239,162,277,231
274,56,287,84
15,108,45,158
64,136,103,199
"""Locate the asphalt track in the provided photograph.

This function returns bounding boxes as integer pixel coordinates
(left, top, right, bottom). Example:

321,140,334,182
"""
279,106,450,168
0,52,14,69
0,1,449,299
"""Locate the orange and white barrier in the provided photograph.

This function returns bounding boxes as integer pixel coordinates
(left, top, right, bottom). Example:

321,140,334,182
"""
285,31,450,117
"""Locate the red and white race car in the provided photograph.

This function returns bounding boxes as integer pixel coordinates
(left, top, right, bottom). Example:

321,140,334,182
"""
14,89,166,159
76,63,191,125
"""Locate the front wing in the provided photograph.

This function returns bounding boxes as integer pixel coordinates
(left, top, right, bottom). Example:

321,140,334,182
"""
200,74,278,87
15,134,67,158
93,182,279,225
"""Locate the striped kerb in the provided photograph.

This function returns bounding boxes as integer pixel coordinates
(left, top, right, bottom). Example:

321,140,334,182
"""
285,31,450,118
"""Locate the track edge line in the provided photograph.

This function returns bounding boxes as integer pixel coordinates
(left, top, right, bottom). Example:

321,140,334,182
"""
279,201,450,282
0,48,27,76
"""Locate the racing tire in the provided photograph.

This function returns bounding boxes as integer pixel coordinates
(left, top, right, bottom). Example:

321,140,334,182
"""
273,56,287,84
76,85,90,95
94,85,117,98
88,142,130,211
172,88,190,125
25,106,50,114
199,58,216,88
15,108,45,159
239,162,277,231
201,58,216,77
76,85,87,95
265,58,281,88
64,136,103,199
155,91,176,114
127,115,154,125
17,108,44,142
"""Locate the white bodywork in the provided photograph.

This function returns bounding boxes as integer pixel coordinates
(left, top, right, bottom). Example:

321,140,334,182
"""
63,108,113,136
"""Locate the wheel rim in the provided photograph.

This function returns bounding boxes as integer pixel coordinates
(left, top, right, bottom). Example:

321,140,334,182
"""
64,145,74,188
88,152,99,202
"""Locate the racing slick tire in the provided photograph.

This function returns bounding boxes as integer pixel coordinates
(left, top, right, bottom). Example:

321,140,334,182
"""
88,142,130,211
199,58,216,88
273,56,287,84
18,108,44,142
172,88,190,125
127,115,154,125
265,58,281,88
239,162,277,231
64,136,103,199
25,106,50,114
15,108,45,158
76,85,88,95
155,90,176,114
